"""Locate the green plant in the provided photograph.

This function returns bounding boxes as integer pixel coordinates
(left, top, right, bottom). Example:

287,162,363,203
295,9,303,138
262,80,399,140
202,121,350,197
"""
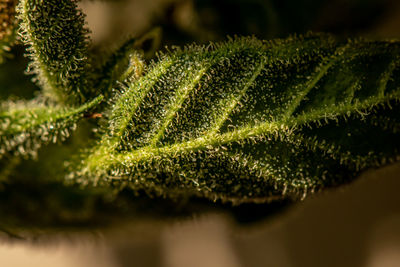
1,0,400,237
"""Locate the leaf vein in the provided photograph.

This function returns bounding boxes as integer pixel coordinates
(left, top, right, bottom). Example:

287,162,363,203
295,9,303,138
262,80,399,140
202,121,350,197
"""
209,54,268,134
283,44,349,118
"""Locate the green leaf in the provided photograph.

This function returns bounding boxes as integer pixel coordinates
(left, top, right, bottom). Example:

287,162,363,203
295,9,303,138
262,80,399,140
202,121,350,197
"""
92,28,162,100
93,37,146,100
17,0,92,104
0,95,103,159
76,33,400,204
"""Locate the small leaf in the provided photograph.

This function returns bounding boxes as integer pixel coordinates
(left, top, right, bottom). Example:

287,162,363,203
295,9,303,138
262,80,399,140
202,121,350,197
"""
93,37,146,100
76,33,400,204
0,95,103,159
17,0,92,104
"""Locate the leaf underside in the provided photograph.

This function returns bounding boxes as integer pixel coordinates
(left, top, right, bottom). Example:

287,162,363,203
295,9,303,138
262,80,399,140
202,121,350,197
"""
76,33,400,204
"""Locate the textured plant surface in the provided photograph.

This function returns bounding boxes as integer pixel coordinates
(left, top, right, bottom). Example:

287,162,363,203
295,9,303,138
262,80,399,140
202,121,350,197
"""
0,0,400,236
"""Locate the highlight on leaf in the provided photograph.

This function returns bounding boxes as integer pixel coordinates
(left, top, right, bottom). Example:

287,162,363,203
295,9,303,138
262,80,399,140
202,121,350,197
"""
76,33,400,204
0,95,103,159
17,0,92,104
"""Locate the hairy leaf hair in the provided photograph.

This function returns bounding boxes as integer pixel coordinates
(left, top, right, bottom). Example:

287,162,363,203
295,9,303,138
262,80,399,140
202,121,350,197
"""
17,0,92,104
75,34,400,204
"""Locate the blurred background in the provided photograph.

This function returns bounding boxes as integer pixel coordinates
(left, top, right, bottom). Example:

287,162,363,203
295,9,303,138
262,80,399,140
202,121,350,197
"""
2,0,400,266
80,0,400,45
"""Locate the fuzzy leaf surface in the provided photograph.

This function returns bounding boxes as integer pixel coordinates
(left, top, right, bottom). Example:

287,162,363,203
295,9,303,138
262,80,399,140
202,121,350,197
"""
0,96,103,159
18,0,92,104
78,34,400,204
